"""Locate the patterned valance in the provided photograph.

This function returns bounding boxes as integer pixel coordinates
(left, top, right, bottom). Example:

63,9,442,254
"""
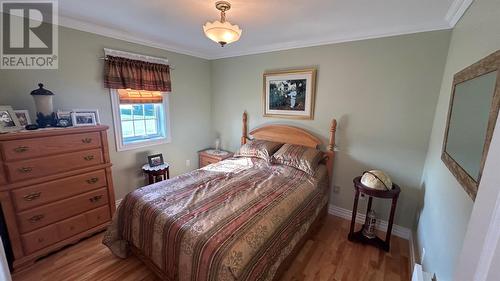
103,55,172,92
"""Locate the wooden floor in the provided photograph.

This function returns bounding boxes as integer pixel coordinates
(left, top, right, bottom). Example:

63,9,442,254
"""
12,216,410,281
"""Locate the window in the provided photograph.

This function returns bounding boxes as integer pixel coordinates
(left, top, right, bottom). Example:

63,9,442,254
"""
111,89,171,151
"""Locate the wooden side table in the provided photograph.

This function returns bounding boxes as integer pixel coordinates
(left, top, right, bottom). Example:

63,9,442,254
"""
198,149,233,168
142,163,170,184
348,176,401,251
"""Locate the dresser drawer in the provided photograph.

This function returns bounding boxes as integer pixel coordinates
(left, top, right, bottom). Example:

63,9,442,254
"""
85,206,111,228
1,132,101,161
12,170,107,211
6,149,103,182
56,214,88,240
17,188,109,233
21,224,59,254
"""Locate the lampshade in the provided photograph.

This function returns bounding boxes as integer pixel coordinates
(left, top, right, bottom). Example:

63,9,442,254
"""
203,1,242,47
203,21,242,46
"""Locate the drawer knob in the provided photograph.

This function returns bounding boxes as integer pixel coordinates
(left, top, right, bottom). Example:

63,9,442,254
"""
83,155,95,161
81,138,93,144
86,177,99,184
89,195,103,203
70,226,75,231
38,238,44,243
14,146,29,153
28,214,44,223
23,192,41,201
18,167,32,173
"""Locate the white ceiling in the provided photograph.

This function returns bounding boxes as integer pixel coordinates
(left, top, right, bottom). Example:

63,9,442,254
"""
58,0,473,60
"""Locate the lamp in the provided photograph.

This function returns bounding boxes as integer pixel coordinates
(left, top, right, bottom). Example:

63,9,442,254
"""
203,1,242,47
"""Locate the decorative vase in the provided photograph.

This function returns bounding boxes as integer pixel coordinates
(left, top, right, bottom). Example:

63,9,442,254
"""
30,83,56,127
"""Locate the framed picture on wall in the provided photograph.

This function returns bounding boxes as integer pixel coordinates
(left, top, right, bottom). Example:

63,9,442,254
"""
263,68,317,119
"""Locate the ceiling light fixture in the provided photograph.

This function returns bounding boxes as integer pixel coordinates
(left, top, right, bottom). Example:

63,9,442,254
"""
203,1,242,47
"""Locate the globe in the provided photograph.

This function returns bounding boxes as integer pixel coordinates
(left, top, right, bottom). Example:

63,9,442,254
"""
360,170,393,190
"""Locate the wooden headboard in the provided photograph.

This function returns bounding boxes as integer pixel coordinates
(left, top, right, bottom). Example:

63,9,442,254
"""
241,112,337,180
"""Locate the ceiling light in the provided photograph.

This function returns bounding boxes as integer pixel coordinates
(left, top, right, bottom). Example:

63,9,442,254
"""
203,1,242,47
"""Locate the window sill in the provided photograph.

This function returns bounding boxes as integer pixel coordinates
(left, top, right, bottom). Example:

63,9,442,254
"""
116,137,171,152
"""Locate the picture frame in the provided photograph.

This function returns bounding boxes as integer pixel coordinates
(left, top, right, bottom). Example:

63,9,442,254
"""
72,109,100,124
148,153,164,167
71,112,97,127
56,110,73,127
14,110,31,126
263,68,317,119
0,106,23,132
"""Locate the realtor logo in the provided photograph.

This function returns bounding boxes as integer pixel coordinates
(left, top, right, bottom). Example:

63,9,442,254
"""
1,0,58,69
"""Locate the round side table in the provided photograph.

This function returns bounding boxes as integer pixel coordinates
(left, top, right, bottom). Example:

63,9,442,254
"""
348,176,401,251
142,163,170,184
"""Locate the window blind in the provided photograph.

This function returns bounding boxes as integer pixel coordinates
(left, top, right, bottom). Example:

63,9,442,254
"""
117,89,163,104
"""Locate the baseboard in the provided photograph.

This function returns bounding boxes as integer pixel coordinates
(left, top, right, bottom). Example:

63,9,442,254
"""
328,204,411,240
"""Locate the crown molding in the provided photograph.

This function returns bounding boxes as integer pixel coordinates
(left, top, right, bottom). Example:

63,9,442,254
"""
445,0,474,27
58,15,211,60
209,22,451,60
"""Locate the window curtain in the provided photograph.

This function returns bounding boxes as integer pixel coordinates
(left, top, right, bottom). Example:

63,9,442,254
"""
103,55,172,92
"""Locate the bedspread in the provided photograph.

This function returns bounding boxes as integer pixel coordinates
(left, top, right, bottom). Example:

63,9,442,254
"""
103,157,329,281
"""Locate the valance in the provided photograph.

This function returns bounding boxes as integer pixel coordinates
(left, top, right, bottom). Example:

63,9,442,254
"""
104,55,172,92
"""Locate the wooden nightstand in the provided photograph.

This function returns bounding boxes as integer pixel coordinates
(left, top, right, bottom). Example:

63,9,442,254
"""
198,149,233,168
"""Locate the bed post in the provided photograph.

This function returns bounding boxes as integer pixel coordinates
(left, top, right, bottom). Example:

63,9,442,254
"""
326,119,337,182
241,111,248,145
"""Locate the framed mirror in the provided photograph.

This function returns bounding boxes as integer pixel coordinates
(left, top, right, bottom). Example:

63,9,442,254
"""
442,50,500,200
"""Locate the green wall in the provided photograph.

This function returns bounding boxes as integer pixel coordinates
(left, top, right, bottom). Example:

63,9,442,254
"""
210,30,451,228
417,0,500,280
0,26,212,199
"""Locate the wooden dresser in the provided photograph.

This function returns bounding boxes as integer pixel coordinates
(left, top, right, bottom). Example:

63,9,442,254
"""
0,125,115,271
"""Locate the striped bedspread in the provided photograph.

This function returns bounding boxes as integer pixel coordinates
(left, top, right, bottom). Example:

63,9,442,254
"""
103,157,329,281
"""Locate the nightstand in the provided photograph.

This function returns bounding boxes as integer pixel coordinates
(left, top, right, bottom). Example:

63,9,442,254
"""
198,149,233,168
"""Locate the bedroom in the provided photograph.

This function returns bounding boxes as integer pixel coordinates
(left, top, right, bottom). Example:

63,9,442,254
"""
0,0,499,280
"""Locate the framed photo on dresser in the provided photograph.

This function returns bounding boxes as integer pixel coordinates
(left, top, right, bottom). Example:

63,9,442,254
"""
263,68,316,120
0,106,23,132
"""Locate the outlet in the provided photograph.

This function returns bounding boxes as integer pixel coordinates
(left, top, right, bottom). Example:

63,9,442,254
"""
421,247,426,263
186,160,191,167
333,185,341,193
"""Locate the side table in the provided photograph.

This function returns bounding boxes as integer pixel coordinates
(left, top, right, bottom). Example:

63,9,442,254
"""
142,163,170,184
348,176,401,251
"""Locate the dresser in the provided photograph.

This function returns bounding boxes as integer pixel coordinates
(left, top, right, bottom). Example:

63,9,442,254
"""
0,125,115,271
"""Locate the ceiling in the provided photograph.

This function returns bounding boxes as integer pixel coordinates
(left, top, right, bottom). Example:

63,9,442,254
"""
58,0,473,60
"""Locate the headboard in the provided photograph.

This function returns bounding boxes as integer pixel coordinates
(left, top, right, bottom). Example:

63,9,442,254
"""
241,112,337,180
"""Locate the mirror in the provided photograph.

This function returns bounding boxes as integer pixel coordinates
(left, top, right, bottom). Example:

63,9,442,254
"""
442,51,500,200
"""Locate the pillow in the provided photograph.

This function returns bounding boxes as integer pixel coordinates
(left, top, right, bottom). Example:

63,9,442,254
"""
271,144,323,175
235,140,283,161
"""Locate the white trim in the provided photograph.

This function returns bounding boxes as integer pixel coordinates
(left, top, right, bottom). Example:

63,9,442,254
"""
104,48,169,65
109,89,172,152
445,0,474,27
473,191,500,281
58,15,211,60
209,23,452,60
409,231,417,276
328,204,411,240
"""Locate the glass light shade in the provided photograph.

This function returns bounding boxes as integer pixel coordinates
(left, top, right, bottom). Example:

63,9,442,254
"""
203,20,242,46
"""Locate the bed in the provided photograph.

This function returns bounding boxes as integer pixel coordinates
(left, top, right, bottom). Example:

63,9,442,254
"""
103,112,337,281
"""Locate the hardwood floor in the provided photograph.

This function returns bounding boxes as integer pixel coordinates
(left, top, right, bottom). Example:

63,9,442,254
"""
12,215,410,281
